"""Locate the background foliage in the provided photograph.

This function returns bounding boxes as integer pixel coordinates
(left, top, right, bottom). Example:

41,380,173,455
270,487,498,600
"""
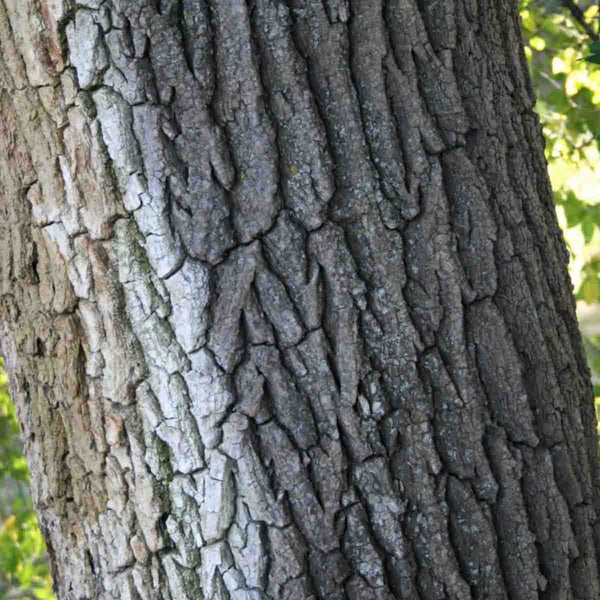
0,1,599,597
520,0,600,388
0,360,53,600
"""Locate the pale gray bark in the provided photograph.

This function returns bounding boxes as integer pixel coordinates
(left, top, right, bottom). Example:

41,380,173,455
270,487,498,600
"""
0,1,599,599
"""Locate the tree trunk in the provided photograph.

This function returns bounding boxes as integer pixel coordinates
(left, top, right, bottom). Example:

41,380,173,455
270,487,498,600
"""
1,1,598,598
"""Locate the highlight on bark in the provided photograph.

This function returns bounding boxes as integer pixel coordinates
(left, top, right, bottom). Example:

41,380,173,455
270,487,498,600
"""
0,1,599,599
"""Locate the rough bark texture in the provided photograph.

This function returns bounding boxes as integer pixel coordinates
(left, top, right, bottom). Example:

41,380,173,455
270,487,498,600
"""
0,1,599,599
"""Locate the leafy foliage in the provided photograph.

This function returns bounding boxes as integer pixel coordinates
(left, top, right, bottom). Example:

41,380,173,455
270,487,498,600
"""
521,1,600,387
0,360,54,600
523,1,600,195
582,40,600,63
0,371,27,485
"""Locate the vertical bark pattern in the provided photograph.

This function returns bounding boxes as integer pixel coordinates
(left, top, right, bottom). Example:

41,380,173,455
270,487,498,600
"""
0,1,598,599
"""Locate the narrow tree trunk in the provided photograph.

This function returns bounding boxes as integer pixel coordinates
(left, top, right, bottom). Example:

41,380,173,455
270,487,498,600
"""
1,1,598,599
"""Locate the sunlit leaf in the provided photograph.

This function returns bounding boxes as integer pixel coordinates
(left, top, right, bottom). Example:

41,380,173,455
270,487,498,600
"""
583,276,599,304
553,55,569,74
530,36,546,50
521,9,537,32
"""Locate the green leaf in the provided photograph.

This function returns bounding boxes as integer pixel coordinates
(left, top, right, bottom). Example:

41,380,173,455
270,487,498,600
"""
583,276,599,304
588,41,600,54
563,192,587,227
582,217,595,243
582,53,600,65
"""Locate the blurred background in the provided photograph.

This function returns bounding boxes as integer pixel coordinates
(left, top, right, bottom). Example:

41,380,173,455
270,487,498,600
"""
0,1,599,597
524,1,600,386
0,360,52,600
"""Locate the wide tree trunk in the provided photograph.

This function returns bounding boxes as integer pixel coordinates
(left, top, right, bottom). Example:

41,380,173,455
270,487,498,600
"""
1,1,599,599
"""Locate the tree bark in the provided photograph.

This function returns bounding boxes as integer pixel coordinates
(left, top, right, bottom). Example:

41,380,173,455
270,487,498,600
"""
0,1,599,599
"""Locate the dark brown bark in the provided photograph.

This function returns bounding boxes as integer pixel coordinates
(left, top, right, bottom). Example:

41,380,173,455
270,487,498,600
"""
0,1,599,599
